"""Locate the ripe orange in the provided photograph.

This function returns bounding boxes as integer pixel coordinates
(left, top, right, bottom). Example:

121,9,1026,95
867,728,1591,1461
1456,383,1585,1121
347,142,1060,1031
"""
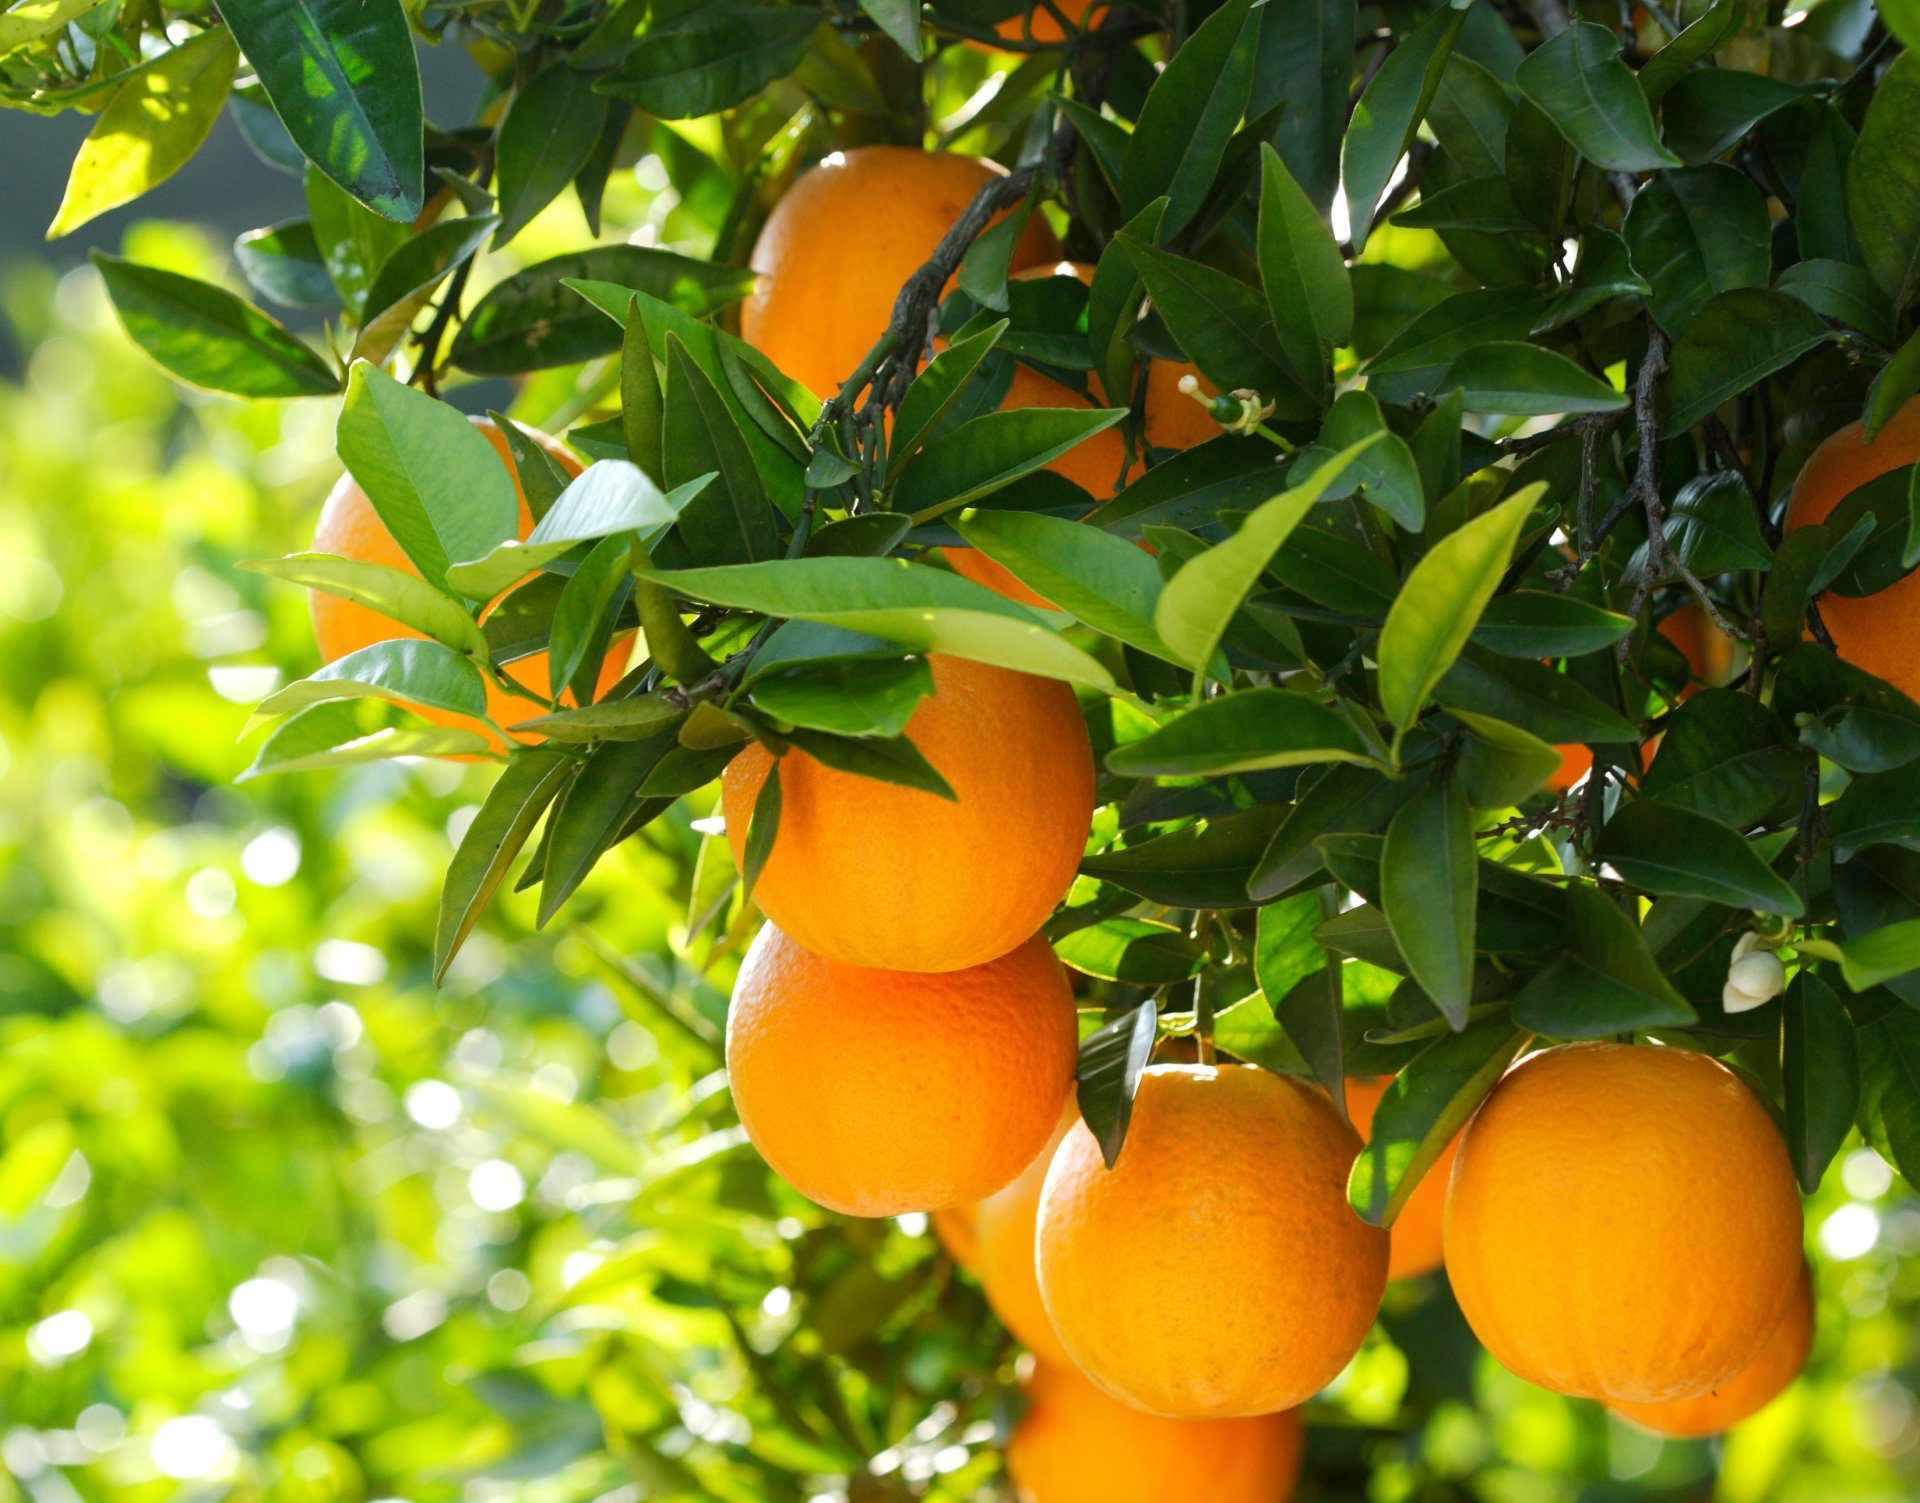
1611,1262,1814,1437
1345,1075,1456,1282
721,653,1094,973
1443,1042,1804,1404
309,418,627,750
741,147,1059,402
1784,394,1920,700
1005,1360,1304,1503
993,1,1102,43
1035,1063,1388,1418
972,1103,1078,1365
725,923,1078,1217
932,1205,980,1269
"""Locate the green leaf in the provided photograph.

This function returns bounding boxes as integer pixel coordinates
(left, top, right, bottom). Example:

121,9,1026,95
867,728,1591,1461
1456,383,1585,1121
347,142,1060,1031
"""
448,463,705,599
739,759,782,902
1076,807,1284,910
1427,54,1512,178
1856,1002,1920,1187
1260,899,1345,1102
892,319,1007,464
660,336,780,565
305,163,409,316
1594,800,1804,916
1073,999,1161,1168
221,0,424,219
0,0,99,53
1622,165,1772,337
1452,707,1563,808
857,0,920,54
1106,690,1373,778
639,556,1117,690
1662,68,1800,166
1366,286,1545,396
1300,390,1424,530
748,656,932,738
1657,288,1829,433
894,406,1126,520
1837,920,1920,995
1341,0,1471,252
240,553,488,658
49,27,238,238
1661,469,1774,577
1114,234,1314,414
537,730,680,922
1512,885,1696,1036
1121,0,1259,236
1470,591,1634,658
449,249,755,374
1511,22,1680,174
1848,52,1920,309
351,212,498,365
491,413,573,525
1254,0,1354,211
1436,649,1640,745
1829,761,1920,863
434,749,574,983
233,220,340,310
1257,144,1351,393
783,725,955,800
239,701,491,780
337,363,519,596
1347,1016,1527,1226
1640,688,1800,829
1378,485,1543,733
1636,0,1742,105
252,639,487,723
599,6,818,118
952,508,1173,660
548,534,632,704
494,60,608,247
1381,781,1476,1029
1154,438,1379,678
91,253,340,398
621,303,666,486
1535,228,1651,332
1438,342,1626,416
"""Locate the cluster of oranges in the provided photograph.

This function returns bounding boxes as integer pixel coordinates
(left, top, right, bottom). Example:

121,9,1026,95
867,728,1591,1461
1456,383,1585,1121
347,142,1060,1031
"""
286,131,1882,1496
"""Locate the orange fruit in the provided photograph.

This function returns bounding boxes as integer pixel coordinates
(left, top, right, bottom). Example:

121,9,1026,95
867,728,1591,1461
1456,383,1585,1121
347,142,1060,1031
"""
932,1205,980,1269
741,147,1059,402
1035,1063,1388,1418
725,922,1078,1217
1345,1075,1456,1282
721,653,1094,973
1784,394,1920,700
1612,1261,1814,1437
1005,1360,1304,1503
993,1,1101,44
973,1102,1078,1365
1443,1042,1804,1404
310,418,627,751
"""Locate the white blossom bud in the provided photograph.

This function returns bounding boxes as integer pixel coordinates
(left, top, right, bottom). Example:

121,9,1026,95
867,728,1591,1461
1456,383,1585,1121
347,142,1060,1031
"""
1723,947,1786,1013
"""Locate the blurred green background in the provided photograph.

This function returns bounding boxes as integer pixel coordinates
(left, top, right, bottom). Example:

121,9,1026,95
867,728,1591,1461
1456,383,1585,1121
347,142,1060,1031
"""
4,137,1920,1503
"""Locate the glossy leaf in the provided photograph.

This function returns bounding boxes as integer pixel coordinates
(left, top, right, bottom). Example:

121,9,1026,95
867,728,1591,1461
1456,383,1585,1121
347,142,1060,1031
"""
1381,781,1477,1029
895,406,1127,520
241,553,488,658
434,750,574,981
1512,22,1679,173
1594,800,1804,915
1657,289,1828,432
1512,885,1696,1036
495,60,608,246
1622,165,1772,337
1847,52,1920,309
1073,999,1161,1168
748,656,932,738
1257,145,1349,394
599,6,818,118
1438,342,1627,416
1107,691,1372,778
252,639,487,723
1342,1,1470,253
351,212,498,365
234,220,340,310
1122,0,1257,236
951,508,1173,659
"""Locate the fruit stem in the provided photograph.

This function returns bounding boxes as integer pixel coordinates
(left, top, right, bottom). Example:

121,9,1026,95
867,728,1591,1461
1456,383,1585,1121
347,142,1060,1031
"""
1192,910,1216,1066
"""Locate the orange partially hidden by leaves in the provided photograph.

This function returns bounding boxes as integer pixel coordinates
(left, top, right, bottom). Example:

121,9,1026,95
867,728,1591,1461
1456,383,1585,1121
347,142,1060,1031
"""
1612,1262,1814,1437
725,923,1078,1218
1344,1076,1456,1282
1784,393,1920,700
1036,1063,1388,1418
972,1103,1077,1365
741,146,1059,402
721,653,1094,973
1443,1042,1804,1404
994,0,1103,44
310,418,627,752
1006,1361,1304,1503
1544,604,1735,791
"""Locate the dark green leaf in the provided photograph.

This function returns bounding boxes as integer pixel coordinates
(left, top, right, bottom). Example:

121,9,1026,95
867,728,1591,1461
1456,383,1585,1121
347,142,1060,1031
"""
91,254,339,398
1107,691,1372,778
1471,591,1634,657
1122,0,1259,236
748,656,933,738
1857,1003,1920,1187
1622,165,1772,337
661,336,780,566
1640,688,1800,828
1438,342,1627,417
1595,800,1804,915
1512,885,1696,1036
1452,707,1563,810
233,220,340,310
1257,895,1342,1098
599,6,818,118
1341,1,1470,252
548,534,631,703
252,639,487,723
894,406,1126,520
221,0,424,218
1381,782,1476,1028
495,60,609,246
1347,1016,1527,1226
1254,0,1354,211
435,750,574,982
539,731,679,923
1660,468,1774,576
1657,288,1829,433
352,212,498,365
1511,22,1680,173
1436,648,1640,744
1257,144,1349,395
1077,807,1284,909
450,249,755,374
1636,0,1741,105
1535,228,1651,332
1073,999,1161,1168
1828,760,1920,863
1300,390,1424,530
1662,68,1800,166
1848,52,1920,310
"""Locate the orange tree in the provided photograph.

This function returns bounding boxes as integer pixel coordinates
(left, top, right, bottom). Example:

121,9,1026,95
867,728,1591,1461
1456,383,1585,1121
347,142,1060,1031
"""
13,0,1920,1496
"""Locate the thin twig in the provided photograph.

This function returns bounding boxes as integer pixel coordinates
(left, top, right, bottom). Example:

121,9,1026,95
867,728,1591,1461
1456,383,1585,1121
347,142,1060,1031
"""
1498,409,1626,459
